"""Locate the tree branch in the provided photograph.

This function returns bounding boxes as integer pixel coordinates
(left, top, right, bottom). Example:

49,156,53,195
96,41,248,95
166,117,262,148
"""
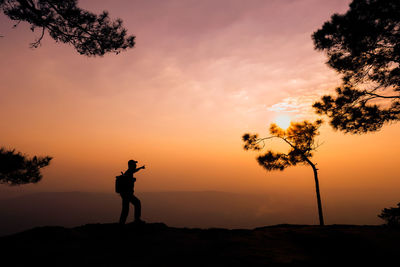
364,92,400,99
46,2,97,39
30,26,45,48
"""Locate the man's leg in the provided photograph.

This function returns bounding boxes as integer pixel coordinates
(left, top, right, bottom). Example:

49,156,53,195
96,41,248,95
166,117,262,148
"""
119,194,130,224
130,194,142,221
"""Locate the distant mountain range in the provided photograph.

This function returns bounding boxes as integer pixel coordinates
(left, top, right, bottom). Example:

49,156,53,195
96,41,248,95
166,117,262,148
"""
0,191,383,236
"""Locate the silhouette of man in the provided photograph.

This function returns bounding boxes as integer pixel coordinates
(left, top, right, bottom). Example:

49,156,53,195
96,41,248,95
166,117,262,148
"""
119,159,145,225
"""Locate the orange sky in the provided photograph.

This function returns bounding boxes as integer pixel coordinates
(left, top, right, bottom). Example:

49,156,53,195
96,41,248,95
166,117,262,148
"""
1,0,399,225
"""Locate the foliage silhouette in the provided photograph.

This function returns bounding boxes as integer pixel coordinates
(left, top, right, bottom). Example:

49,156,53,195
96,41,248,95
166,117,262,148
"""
378,202,400,226
0,147,52,185
312,0,400,133
243,120,325,225
0,0,135,56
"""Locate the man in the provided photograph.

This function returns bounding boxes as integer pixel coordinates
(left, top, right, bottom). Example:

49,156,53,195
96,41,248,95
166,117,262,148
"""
119,159,145,224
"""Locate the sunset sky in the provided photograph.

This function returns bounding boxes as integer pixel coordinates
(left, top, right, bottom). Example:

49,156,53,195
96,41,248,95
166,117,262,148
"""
1,0,399,225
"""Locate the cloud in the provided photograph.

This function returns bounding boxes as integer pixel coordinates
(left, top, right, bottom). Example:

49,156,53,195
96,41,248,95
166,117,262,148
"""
267,92,324,118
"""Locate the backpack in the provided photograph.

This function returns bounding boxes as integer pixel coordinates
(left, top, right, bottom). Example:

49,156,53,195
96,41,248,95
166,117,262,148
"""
115,172,133,193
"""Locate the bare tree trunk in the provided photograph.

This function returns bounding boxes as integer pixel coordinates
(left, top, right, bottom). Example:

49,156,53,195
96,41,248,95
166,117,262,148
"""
305,158,325,226
264,137,325,225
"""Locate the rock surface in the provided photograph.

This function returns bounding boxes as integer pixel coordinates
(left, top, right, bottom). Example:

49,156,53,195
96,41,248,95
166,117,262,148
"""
1,223,399,266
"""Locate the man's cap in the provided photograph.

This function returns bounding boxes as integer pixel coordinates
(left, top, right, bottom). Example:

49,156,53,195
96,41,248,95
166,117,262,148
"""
128,159,138,164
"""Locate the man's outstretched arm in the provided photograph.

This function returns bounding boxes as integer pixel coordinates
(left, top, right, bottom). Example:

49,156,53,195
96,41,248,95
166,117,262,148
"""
133,165,145,173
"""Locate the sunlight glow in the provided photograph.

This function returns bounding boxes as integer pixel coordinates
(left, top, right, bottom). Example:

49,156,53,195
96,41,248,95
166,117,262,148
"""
275,115,292,129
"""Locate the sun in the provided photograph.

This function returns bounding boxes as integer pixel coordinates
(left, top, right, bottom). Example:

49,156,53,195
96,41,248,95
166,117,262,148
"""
275,115,292,129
